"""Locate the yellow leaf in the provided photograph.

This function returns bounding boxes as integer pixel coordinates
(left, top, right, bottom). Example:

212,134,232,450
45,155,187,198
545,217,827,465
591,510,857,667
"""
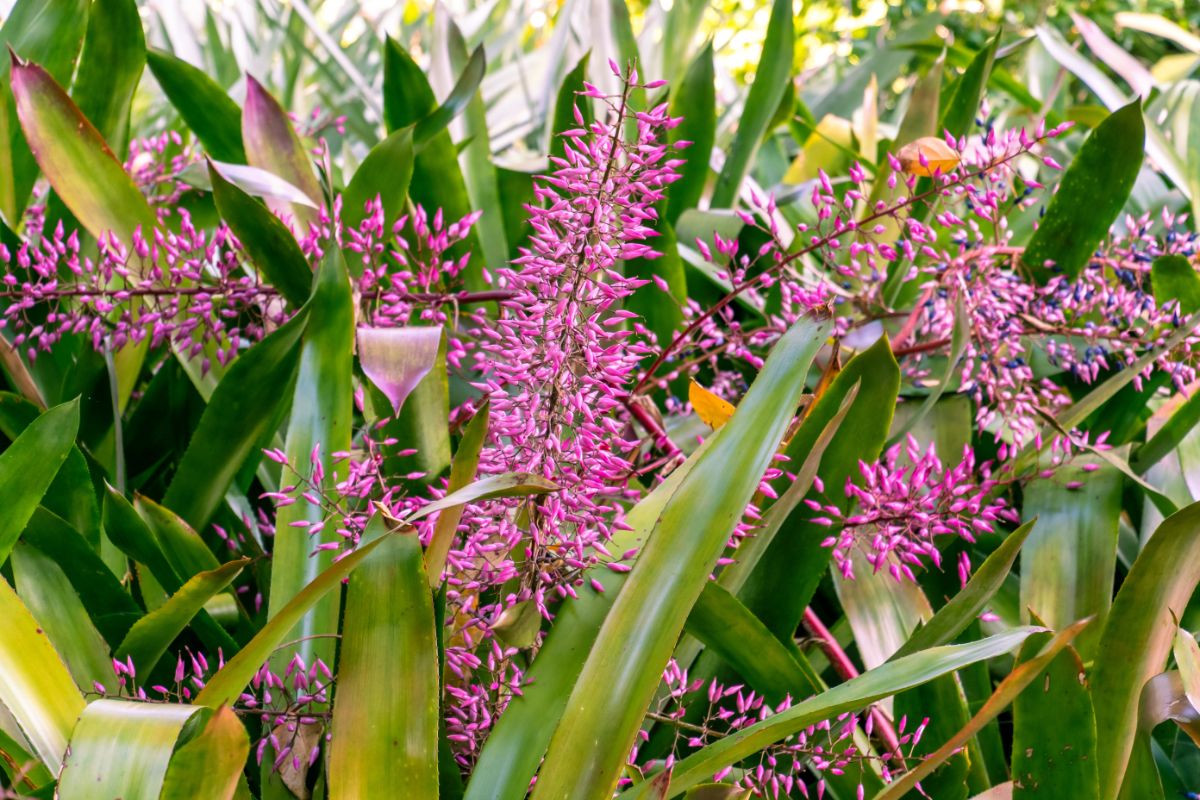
690,379,736,431
896,136,960,177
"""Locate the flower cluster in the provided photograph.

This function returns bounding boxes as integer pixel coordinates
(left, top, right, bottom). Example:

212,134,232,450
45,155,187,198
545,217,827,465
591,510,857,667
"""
812,437,1018,583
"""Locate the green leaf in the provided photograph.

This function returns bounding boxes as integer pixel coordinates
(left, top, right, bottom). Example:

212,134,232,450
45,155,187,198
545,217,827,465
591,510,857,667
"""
11,544,112,693
163,308,309,531
265,248,354,675
56,700,202,799
1022,100,1145,282
115,559,248,675
0,573,85,769
1133,387,1200,476
666,43,715,223
440,18,508,276
533,317,829,798
1174,627,1200,725
330,516,439,798
22,508,140,647
940,36,997,139
1011,633,1099,800
195,524,403,709
549,53,592,161
70,0,144,154
0,397,79,565
102,487,239,659
135,494,223,580
10,55,158,247
626,628,1049,799
146,48,245,163
0,0,89,221
0,392,99,549
465,438,715,800
873,621,1090,800
383,36,485,291
414,43,484,146
425,401,489,585
1151,254,1200,315
894,519,1037,659
739,336,900,642
159,705,249,800
711,0,793,207
1020,460,1122,658
343,127,414,233
1092,501,1200,799
684,581,823,702
209,160,313,307
242,75,322,226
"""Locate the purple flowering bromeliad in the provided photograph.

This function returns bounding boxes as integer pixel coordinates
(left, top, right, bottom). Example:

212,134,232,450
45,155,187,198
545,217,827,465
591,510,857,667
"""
8,54,1200,798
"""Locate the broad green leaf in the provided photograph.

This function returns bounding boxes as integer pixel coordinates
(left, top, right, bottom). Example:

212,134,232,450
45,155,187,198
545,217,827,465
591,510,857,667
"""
10,56,158,247
209,161,313,307
940,36,997,140
159,705,249,800
0,397,79,565
0,721,51,790
0,392,100,549
666,43,715,224
625,628,1048,799
115,559,248,675
103,487,239,659
1092,501,1200,799
1010,633,1099,800
195,525,403,709
1151,254,1200,314
414,43,484,146
343,127,414,233
266,248,353,675
1020,460,1122,658
22,508,140,647
711,0,792,207
163,308,308,530
739,336,900,642
873,621,1090,800
684,581,823,702
56,700,201,799
0,0,89,221
383,37,485,291
465,438,715,800
425,401,490,585
440,18,508,275
70,0,144,154
0,574,85,769
549,53,592,161
1022,100,1144,282
146,48,246,162
533,317,829,798
135,494,223,580
242,75,322,227
330,516,439,798
893,519,1037,659
11,544,111,693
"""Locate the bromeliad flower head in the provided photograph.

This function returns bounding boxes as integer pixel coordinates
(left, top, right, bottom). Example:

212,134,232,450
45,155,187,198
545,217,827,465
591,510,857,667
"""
813,436,1018,583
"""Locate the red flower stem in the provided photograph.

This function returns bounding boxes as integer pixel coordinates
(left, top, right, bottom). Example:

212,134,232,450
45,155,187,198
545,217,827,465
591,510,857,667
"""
625,397,684,462
802,606,902,755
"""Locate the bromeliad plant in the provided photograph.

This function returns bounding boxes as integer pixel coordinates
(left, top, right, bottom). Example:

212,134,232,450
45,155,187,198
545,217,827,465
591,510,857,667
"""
4,1,1200,799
